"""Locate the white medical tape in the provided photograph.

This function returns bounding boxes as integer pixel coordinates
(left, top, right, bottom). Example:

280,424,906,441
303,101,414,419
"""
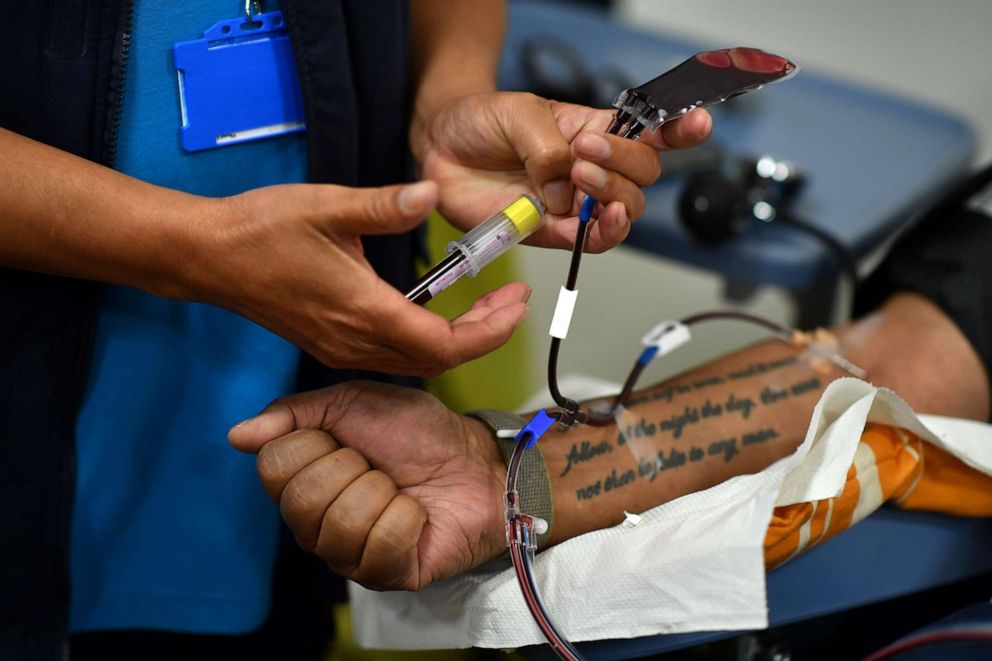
549,287,578,339
621,511,643,528
641,321,691,356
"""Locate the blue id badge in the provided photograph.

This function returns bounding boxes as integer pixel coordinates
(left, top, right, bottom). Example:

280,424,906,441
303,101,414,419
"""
173,11,305,152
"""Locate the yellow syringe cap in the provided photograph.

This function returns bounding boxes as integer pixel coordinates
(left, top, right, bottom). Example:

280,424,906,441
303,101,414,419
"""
503,194,545,236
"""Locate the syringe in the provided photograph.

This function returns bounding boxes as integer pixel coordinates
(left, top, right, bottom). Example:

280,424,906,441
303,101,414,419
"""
406,194,545,305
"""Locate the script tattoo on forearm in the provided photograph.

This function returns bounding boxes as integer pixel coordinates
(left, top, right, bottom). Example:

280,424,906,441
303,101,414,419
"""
625,356,801,407
560,439,613,477
571,371,821,502
726,355,799,380
657,391,753,439
654,376,819,439
574,425,781,500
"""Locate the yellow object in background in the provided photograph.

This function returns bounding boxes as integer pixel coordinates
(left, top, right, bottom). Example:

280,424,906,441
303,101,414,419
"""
422,210,538,414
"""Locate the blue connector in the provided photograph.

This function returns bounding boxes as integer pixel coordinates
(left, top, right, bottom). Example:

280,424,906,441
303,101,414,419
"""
516,409,557,449
637,345,659,366
579,195,597,223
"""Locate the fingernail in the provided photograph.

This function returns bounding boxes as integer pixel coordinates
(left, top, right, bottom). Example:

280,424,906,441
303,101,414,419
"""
515,304,530,325
577,162,608,190
577,133,610,159
523,285,533,303
619,205,630,228
231,414,263,435
232,409,282,436
699,109,713,135
542,179,571,214
398,181,436,215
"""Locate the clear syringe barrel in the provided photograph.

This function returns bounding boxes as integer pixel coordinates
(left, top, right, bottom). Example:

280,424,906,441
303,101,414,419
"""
446,194,545,276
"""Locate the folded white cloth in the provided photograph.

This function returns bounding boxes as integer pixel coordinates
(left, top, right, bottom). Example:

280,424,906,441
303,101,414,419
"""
349,378,992,649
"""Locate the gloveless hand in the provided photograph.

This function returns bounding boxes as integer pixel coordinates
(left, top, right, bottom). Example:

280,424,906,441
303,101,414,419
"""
412,91,712,253
192,180,530,376
228,381,507,590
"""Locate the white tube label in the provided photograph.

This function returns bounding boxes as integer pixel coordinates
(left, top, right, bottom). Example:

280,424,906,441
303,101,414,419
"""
549,287,578,339
641,321,691,356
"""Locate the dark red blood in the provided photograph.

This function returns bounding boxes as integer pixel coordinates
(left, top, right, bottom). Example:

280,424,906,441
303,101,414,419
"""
727,47,793,74
696,50,732,68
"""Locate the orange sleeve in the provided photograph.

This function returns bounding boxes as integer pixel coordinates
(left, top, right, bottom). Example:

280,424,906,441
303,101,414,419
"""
898,441,992,516
764,424,992,569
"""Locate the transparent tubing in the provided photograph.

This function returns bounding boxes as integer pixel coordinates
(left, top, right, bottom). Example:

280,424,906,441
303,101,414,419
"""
505,434,583,661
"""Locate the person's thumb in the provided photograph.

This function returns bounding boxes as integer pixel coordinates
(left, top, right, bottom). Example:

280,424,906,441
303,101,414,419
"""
228,386,352,453
228,404,294,453
319,180,438,236
500,98,574,215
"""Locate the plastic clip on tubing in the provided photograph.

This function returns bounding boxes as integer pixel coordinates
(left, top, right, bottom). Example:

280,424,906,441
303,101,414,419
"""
505,412,582,661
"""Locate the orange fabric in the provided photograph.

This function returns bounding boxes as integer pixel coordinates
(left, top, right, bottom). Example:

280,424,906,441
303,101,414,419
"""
763,424,992,569
900,440,992,516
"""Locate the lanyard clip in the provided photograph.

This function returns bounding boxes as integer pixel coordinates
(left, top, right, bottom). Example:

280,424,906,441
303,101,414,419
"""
245,0,263,21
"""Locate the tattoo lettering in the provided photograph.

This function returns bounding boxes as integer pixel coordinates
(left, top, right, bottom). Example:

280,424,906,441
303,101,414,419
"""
790,376,822,395
701,398,723,418
725,393,755,419
567,356,822,503
727,356,799,380
692,375,726,389
658,446,688,471
604,468,636,492
576,480,602,501
650,383,693,404
707,437,740,462
742,428,779,445
561,440,613,477
760,385,788,404
572,426,781,502
638,455,662,481
637,446,694,482
659,406,700,439
616,419,657,445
